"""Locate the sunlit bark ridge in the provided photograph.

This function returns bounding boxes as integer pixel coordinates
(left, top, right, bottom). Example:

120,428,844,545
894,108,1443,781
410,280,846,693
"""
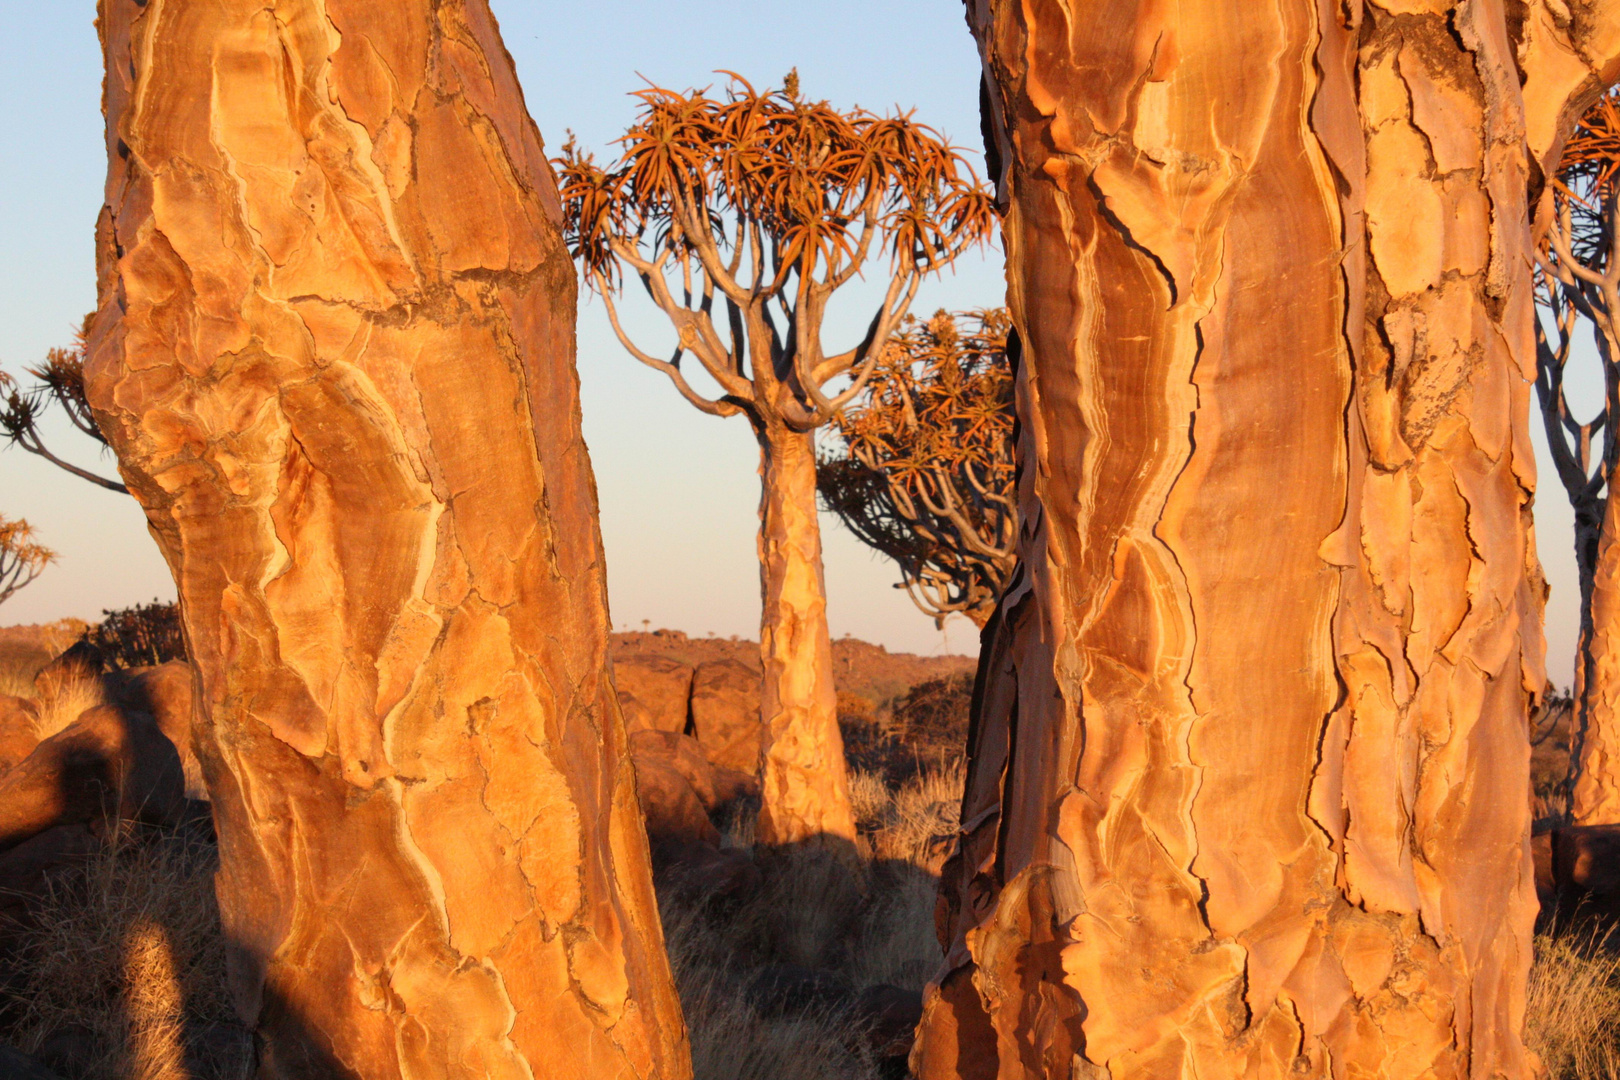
87,2,690,1077
915,2,1620,1078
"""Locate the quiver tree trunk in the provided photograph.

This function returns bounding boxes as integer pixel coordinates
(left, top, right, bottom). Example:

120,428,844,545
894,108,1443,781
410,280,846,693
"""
87,3,690,1077
1573,489,1620,822
915,3,1620,1079
754,422,856,846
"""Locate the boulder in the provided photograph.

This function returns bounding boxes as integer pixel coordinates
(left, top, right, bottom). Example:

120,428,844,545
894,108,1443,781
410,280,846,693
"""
0,704,188,853
690,659,762,774
613,653,695,734
1548,823,1620,924
0,824,98,931
628,729,759,813
631,756,719,846
113,661,203,800
0,696,41,773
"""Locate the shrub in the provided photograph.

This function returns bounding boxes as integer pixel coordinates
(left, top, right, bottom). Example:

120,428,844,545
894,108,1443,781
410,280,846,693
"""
80,601,185,671
891,673,973,756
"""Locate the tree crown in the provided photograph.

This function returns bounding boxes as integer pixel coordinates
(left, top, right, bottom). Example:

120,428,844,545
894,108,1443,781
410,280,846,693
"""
0,514,54,608
818,308,1017,626
0,314,127,493
554,73,995,431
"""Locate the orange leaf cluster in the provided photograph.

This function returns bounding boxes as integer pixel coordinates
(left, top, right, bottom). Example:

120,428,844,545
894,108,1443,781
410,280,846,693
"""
0,514,54,607
818,309,1017,627
558,74,992,292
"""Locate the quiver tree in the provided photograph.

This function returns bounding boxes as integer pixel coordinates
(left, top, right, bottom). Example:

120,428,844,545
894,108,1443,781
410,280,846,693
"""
87,2,689,1077
817,308,1016,628
914,3,1620,1079
0,315,129,492
0,515,53,607
556,74,994,845
1536,89,1620,824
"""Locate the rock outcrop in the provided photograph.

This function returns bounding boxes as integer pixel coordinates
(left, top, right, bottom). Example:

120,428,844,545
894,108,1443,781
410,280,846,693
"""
111,662,202,800
615,654,695,734
690,659,764,774
0,705,186,853
0,696,41,773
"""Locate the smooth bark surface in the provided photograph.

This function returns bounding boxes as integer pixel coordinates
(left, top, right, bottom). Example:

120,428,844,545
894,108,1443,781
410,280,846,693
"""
87,3,689,1077
755,424,856,845
916,3,1620,1079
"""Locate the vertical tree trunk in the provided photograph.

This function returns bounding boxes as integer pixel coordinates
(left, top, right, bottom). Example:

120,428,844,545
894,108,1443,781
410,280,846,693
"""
915,3,1620,1079
88,3,690,1077
1573,490,1620,823
754,423,856,845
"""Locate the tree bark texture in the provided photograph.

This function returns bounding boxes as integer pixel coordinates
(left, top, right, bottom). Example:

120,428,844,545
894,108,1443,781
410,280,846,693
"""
754,423,857,846
916,3,1620,1079
88,3,690,1078
1572,488,1620,822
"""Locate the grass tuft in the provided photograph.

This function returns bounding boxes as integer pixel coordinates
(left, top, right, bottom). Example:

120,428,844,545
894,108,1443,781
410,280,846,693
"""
1526,928,1620,1080
28,674,109,740
0,825,249,1080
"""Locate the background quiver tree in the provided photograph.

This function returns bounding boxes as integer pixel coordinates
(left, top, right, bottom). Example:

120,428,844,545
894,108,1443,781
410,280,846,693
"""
0,515,53,607
817,308,1016,628
0,313,128,493
1536,85,1620,825
556,72,994,845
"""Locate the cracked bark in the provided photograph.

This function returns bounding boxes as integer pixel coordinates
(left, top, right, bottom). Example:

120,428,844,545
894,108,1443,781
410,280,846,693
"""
755,421,857,845
86,2,689,1077
916,2,1620,1079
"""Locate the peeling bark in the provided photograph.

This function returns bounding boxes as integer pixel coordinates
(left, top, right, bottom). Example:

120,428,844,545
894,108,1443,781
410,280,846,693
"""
917,2,1620,1078
87,2,689,1077
755,423,857,845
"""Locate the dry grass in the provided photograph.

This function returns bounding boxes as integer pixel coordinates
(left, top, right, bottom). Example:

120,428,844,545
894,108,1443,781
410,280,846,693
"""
1527,929,1620,1080
654,761,965,1080
28,673,109,740
0,651,109,740
662,896,882,1080
8,750,1617,1080
0,654,37,699
0,825,249,1080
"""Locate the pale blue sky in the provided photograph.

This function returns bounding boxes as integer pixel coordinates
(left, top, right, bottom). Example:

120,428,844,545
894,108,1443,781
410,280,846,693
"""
0,2,1593,681
0,0,1000,657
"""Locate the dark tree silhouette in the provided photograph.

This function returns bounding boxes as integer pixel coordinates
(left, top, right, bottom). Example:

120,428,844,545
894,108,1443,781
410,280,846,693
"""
0,315,128,494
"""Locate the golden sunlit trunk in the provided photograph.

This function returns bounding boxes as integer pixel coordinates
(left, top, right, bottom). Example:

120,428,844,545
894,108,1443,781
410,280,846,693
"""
1574,489,1620,823
913,2,1620,1078
754,424,857,846
87,2,690,1077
